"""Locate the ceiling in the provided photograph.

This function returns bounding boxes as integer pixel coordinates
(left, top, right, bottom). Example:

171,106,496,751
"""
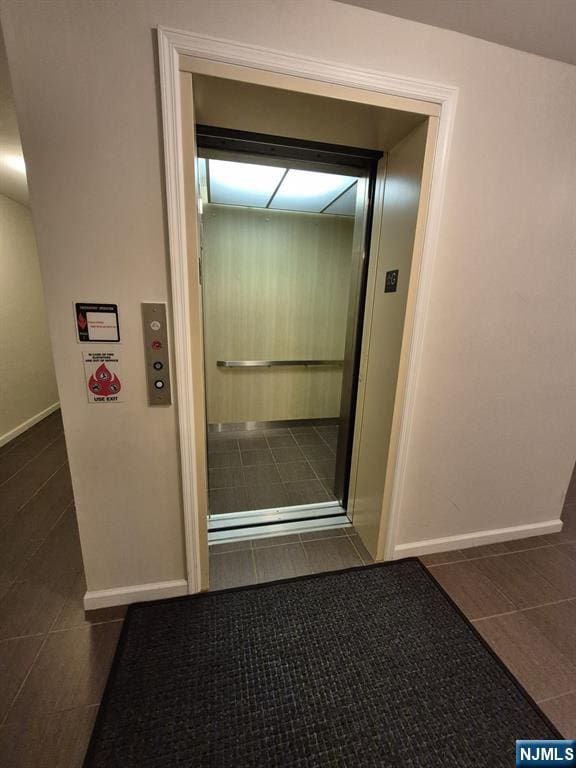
201,158,358,215
0,26,28,206
335,0,576,66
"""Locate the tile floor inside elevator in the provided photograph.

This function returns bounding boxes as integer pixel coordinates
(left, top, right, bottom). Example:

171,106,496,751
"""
208,423,339,515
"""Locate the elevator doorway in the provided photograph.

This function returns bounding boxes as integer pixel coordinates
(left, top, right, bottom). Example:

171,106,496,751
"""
172,55,443,588
198,128,380,536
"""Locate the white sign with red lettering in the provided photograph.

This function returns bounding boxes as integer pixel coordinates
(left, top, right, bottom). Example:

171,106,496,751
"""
83,351,123,403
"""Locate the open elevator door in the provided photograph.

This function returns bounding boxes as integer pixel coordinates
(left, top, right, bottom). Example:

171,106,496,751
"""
333,173,373,505
194,125,381,531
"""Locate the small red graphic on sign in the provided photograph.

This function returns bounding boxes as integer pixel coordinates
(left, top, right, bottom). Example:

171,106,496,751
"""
78,312,87,330
88,363,122,396
152,340,162,350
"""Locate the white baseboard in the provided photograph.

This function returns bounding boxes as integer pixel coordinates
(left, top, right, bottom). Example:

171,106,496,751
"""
84,579,189,610
0,401,60,448
394,519,563,559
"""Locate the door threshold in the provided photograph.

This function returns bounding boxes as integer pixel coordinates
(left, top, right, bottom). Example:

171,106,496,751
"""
208,504,351,543
208,515,351,543
208,417,339,433
208,501,339,530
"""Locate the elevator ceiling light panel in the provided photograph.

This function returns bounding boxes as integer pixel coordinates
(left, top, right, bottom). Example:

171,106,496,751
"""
208,159,285,207
206,158,358,215
268,169,356,213
323,183,357,216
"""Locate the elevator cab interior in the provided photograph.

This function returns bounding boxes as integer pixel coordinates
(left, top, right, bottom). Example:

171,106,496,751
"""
199,127,379,537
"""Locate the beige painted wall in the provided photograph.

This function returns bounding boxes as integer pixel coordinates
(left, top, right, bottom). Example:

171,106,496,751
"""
193,74,426,152
202,204,353,424
0,0,574,592
351,122,428,556
0,193,58,442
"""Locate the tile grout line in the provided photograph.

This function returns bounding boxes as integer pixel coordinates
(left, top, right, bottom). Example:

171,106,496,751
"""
299,535,315,571
471,608,521,623
10,499,76,587
538,688,576,705
0,631,46,642
0,498,76,607
46,565,84,635
425,539,576,569
470,595,576,625
309,426,337,501
287,426,334,503
298,531,347,546
519,594,576,615
467,544,557,560
5,696,102,730
250,546,259,585
277,427,317,505
1,628,51,726
431,546,576,617
508,548,576,604
286,427,322,505
0,413,61,461
0,432,65,489
445,555,530,615
0,458,71,538
306,428,334,498
0,703,100,733
347,533,371,566
0,589,122,644
48,618,125,635
0,421,62,465
267,430,289,507
315,426,338,454
245,432,279,511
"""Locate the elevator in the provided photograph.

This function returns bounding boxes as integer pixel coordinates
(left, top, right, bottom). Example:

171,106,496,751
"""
197,126,380,535
177,65,439,566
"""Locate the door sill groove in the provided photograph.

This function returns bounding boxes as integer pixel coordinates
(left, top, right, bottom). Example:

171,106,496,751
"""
208,507,351,542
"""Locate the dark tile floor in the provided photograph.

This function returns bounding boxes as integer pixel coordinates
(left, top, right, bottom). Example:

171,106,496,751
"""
1,410,575,766
210,528,374,589
0,411,125,767
207,424,339,514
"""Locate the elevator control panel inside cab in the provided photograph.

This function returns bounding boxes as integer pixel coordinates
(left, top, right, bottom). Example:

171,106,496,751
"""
141,303,172,405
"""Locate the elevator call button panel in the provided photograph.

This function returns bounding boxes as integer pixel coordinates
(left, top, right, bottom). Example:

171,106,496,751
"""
141,302,172,406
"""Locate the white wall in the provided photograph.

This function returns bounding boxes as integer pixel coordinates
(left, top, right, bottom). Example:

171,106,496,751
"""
0,193,58,442
0,0,574,592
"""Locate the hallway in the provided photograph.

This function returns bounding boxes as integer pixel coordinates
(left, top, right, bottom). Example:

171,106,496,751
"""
0,411,123,766
0,412,575,766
